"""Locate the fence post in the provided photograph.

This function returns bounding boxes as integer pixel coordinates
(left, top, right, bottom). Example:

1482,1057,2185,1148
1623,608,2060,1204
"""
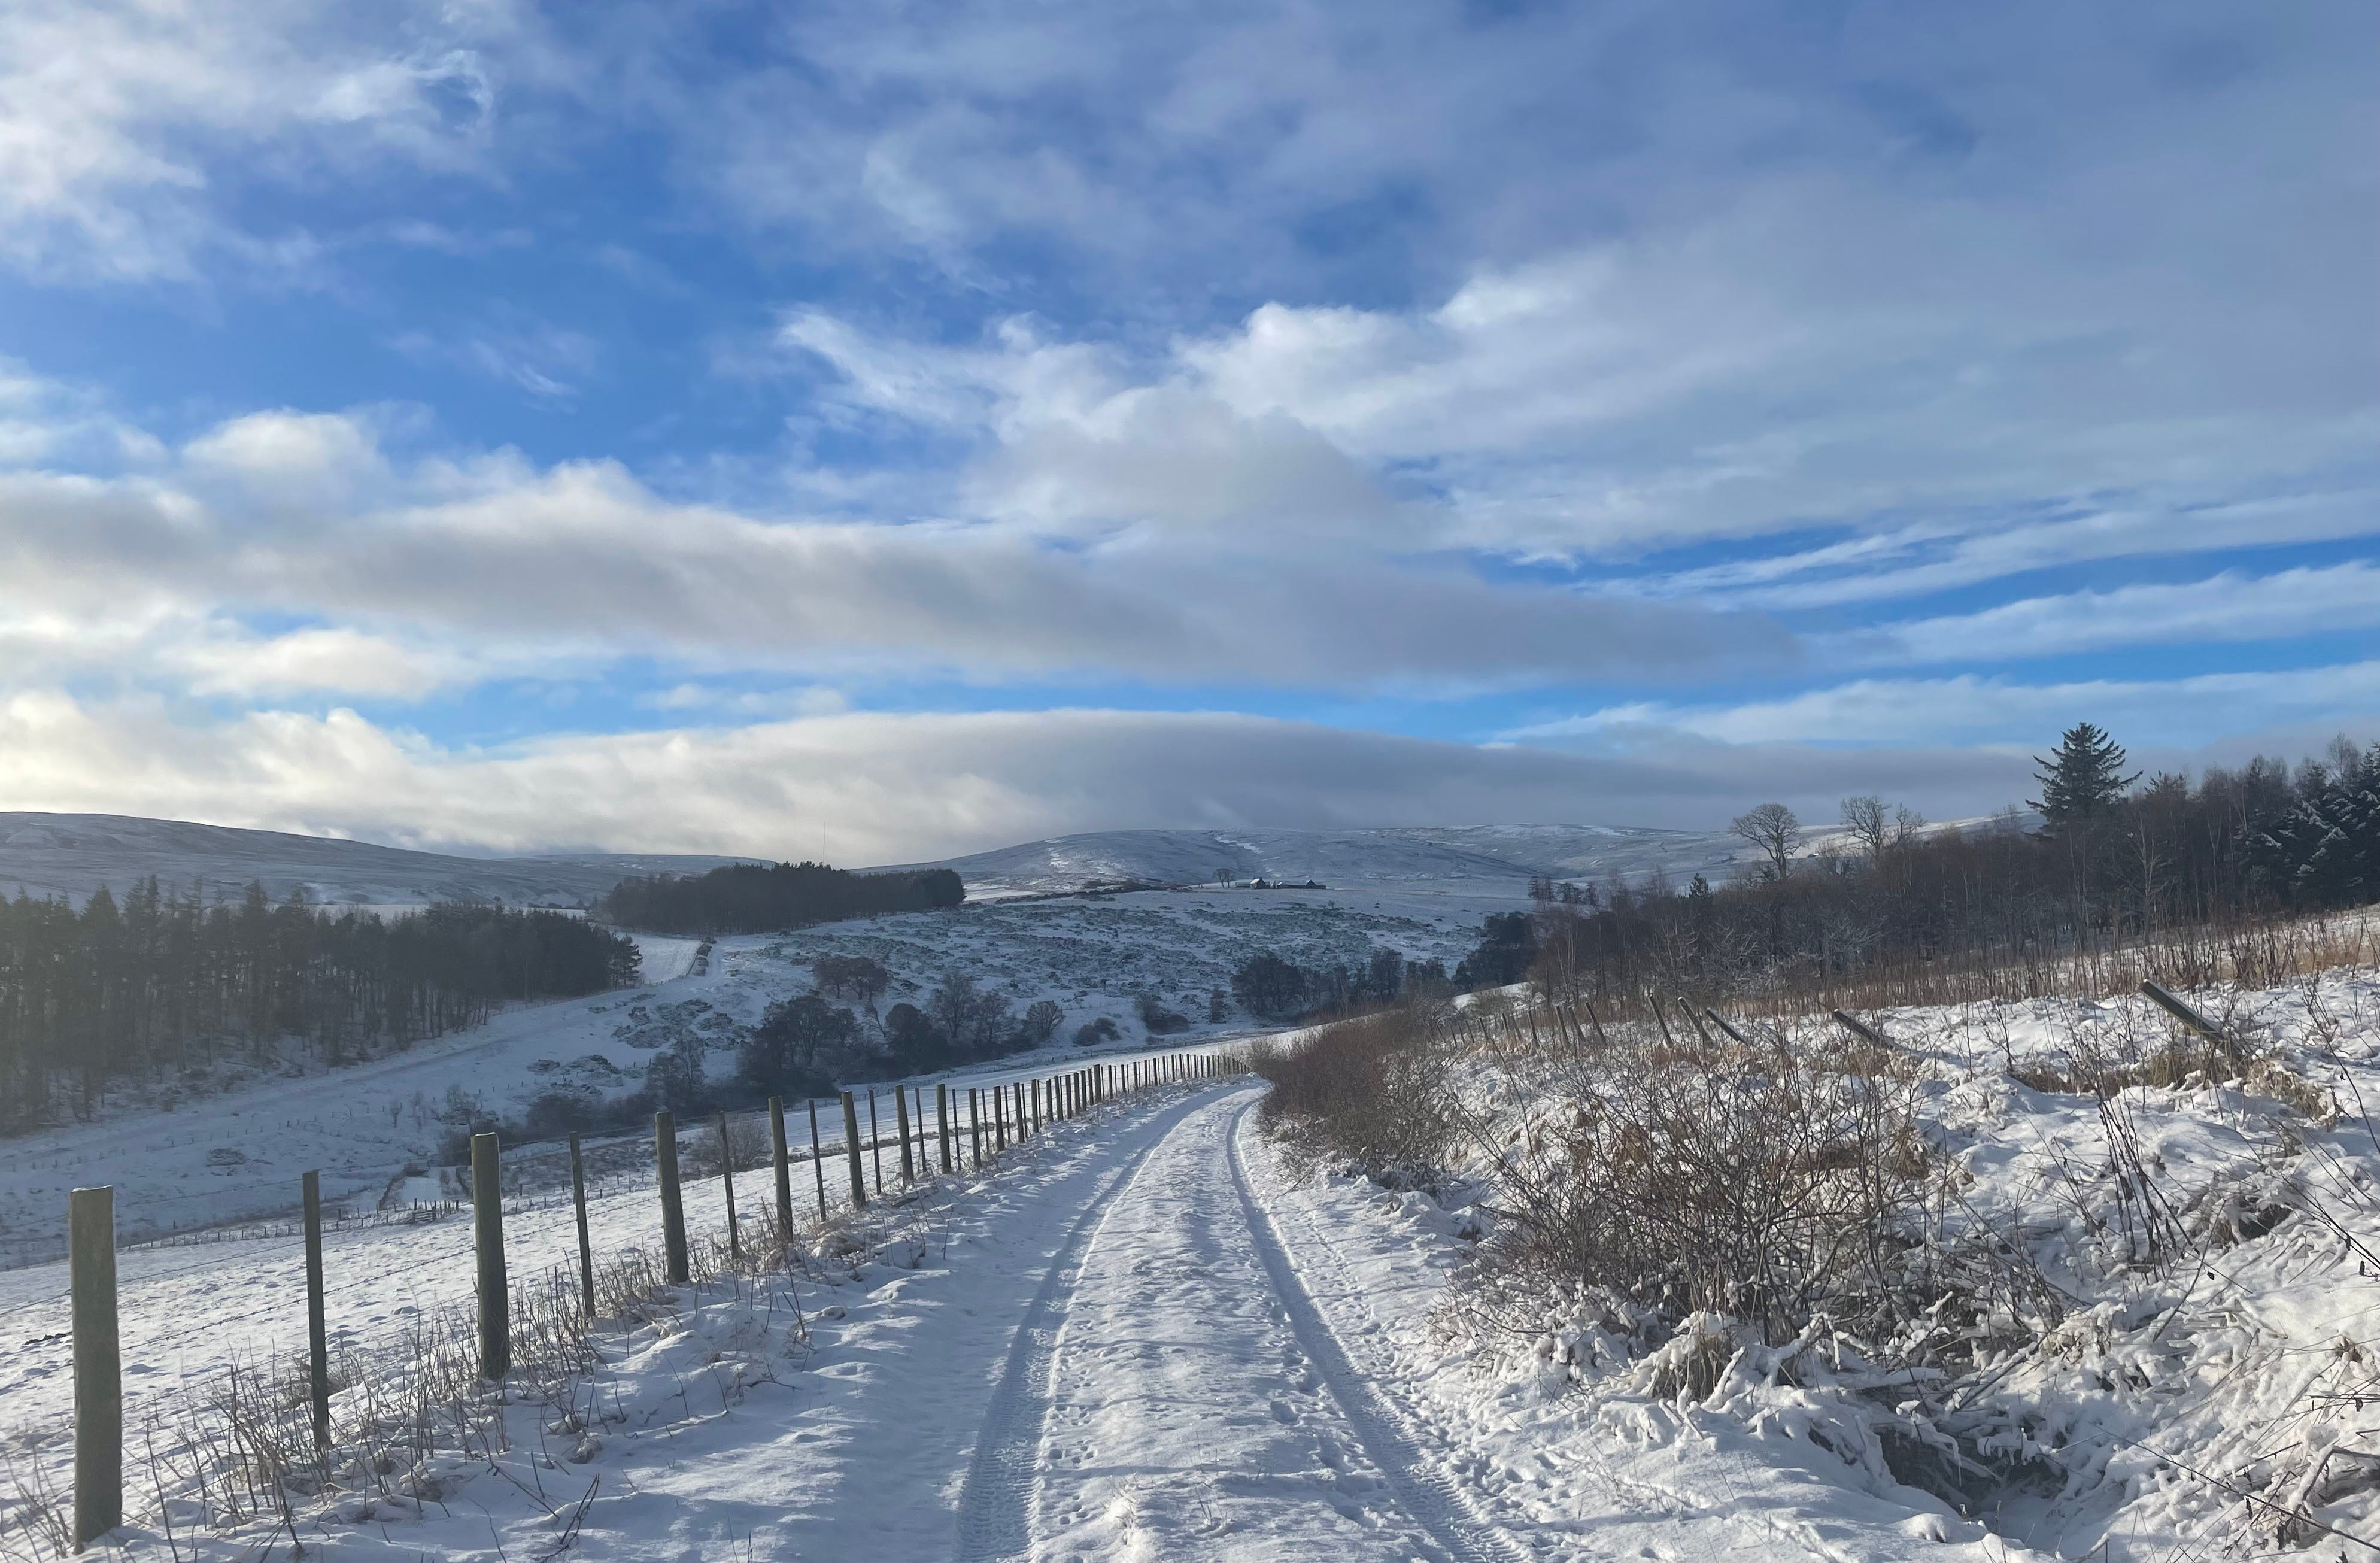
809,1100,827,1221
914,1086,927,1171
302,1169,330,1449
2141,979,2240,1055
569,1133,596,1318
716,1110,740,1263
69,1185,119,1551
894,1088,915,1182
995,1088,1007,1152
655,1112,690,1284
840,1092,867,1209
471,1133,510,1379
868,1089,884,1195
769,1097,794,1240
969,1088,983,1167
937,1085,952,1173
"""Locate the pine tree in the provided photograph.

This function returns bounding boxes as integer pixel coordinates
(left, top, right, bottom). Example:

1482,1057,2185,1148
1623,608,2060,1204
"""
2030,723,2140,828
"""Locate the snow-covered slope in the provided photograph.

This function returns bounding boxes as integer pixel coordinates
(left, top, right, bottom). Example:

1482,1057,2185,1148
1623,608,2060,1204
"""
0,812,761,908
890,823,1753,898
0,812,1766,911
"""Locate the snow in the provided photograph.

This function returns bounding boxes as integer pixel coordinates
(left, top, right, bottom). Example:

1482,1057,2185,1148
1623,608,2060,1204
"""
0,884,1516,1268
0,812,760,909
889,823,1756,899
0,812,1771,913
4,960,2379,1559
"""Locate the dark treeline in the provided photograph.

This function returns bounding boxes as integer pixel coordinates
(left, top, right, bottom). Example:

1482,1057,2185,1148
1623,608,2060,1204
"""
0,882,640,1131
1502,728,2380,1009
1228,947,1452,1024
596,861,964,934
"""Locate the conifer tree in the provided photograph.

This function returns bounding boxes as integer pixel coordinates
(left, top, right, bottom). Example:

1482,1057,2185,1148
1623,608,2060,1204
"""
2029,723,2140,827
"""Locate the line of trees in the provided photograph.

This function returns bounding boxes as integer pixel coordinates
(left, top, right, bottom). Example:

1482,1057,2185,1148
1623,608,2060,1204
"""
1508,727,2380,1006
0,882,641,1131
596,861,964,934
1231,947,1449,1022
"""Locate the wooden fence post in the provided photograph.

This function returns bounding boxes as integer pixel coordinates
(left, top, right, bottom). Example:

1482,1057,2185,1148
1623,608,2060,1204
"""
808,1100,827,1221
70,1185,119,1551
655,1112,690,1284
937,1084,952,1172
716,1110,740,1262
995,1087,1007,1152
894,1088,915,1182
867,1089,884,1195
569,1133,596,1317
471,1133,510,1379
969,1088,983,1167
768,1097,794,1242
841,1092,867,1209
302,1170,330,1449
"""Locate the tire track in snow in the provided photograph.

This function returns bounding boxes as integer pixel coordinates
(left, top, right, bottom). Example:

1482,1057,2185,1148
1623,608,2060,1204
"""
954,1086,1228,1562
1224,1097,1534,1563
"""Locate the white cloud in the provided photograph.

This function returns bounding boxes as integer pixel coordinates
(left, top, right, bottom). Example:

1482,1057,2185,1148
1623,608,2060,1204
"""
0,0,525,277
168,627,469,700
1839,562,2380,666
0,691,2063,858
0,399,1784,697
1512,661,2380,751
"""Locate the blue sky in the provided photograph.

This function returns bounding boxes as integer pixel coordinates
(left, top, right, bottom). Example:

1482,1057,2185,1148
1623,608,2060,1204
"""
0,0,2371,860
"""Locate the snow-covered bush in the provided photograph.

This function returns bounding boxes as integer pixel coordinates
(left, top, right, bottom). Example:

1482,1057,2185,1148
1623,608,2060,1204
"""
1251,1006,1458,1188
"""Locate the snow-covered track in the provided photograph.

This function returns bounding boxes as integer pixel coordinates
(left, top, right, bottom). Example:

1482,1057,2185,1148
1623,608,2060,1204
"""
955,1086,1227,1561
1224,1098,1534,1563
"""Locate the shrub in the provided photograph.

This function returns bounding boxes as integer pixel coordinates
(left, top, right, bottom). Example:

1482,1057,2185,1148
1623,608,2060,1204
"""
1073,1016,1121,1047
1022,999,1065,1044
1251,1004,1455,1186
1136,992,1190,1034
1450,1003,1926,1346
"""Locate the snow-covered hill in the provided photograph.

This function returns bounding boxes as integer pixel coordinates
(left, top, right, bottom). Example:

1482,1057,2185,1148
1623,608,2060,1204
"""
0,812,1764,911
0,812,761,908
891,823,1754,898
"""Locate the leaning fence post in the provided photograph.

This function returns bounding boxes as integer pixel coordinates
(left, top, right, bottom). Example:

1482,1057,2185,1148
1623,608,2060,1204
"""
769,1097,794,1239
808,1100,828,1221
302,1169,330,1449
716,1110,740,1263
569,1132,596,1317
841,1092,867,1209
2141,979,2241,1055
471,1133,510,1379
867,1089,884,1195
70,1185,120,1551
895,1088,915,1182
655,1112,690,1285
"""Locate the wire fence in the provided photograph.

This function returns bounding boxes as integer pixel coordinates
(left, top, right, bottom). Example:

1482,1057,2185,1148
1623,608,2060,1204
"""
5,1048,1258,1554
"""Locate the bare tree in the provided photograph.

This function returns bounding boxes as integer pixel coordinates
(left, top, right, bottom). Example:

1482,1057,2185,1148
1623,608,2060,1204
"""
1841,796,1927,864
1840,795,1890,862
1729,802,1801,882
